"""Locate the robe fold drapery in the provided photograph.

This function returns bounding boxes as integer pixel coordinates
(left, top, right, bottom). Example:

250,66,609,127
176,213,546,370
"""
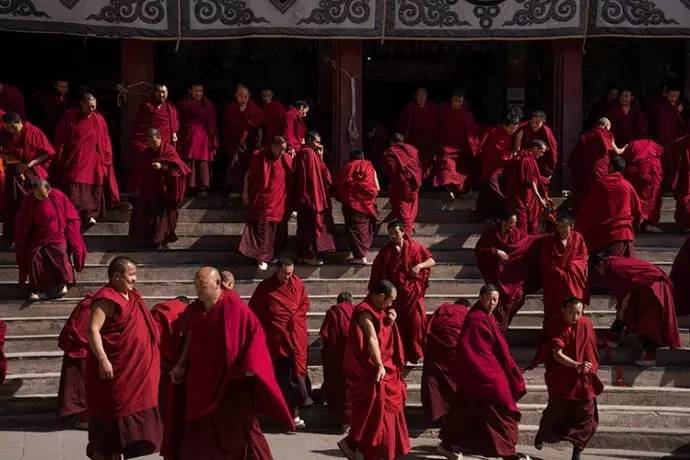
223,101,264,192
503,150,542,235
622,139,663,225
14,188,86,292
249,274,312,409
382,143,422,235
238,148,293,263
671,237,690,316
162,290,293,460
0,121,55,243
474,224,542,331
55,108,120,220
294,145,336,259
603,256,681,349
567,127,615,212
607,104,648,147
398,101,438,177
673,136,690,229
336,159,379,260
369,236,432,363
177,97,218,189
432,103,478,192
648,97,687,191
516,121,559,180
282,106,307,154
128,141,190,249
318,301,355,424
57,294,93,419
84,285,162,459
476,126,513,220
421,302,469,422
343,299,410,460
440,307,526,458
259,99,287,146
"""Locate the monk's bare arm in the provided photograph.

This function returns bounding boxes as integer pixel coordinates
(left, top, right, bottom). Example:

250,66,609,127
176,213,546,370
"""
532,180,547,207
553,347,592,374
357,312,386,382
413,257,436,274
611,139,627,155
26,154,49,169
170,334,190,384
88,300,115,379
373,170,381,193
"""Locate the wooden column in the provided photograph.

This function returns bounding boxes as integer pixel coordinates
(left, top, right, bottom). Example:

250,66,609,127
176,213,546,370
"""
551,39,583,191
330,40,363,171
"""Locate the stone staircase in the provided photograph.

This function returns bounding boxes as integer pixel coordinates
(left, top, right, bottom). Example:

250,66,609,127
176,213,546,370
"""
1,195,690,456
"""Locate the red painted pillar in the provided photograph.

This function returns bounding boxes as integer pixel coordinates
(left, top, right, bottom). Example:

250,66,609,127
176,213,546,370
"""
551,39,583,191
330,40,363,171
119,39,155,192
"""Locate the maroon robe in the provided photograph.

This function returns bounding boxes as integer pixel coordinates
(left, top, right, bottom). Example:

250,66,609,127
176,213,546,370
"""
674,136,690,229
14,189,86,292
369,236,432,363
648,97,687,190
398,100,439,177
474,224,542,331
318,301,355,424
177,97,218,189
503,150,542,235
55,108,120,220
282,106,307,153
421,302,469,422
0,82,25,117
223,100,265,191
432,103,478,192
671,237,690,316
440,306,526,458
294,145,337,259
259,99,287,146
567,127,614,212
0,121,55,243
607,103,648,147
0,319,5,386
238,148,293,263
476,126,513,219
516,121,559,179
84,285,161,459
622,139,663,225
128,141,190,249
382,143,422,235
343,298,410,460
336,159,379,259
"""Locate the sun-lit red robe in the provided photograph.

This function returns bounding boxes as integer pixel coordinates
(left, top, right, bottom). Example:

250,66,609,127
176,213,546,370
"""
671,236,690,316
648,97,687,190
607,103,648,147
398,100,439,177
343,298,410,460
567,127,614,212
440,306,526,458
319,300,355,424
282,106,307,153
421,302,469,422
516,121,559,180
503,149,542,235
432,103,478,192
223,100,264,191
14,188,86,292
0,82,25,117
259,99,287,146
476,125,513,219
177,96,218,189
369,235,432,363
382,143,422,235
336,158,379,259
621,139,663,225
673,136,690,229
54,108,120,220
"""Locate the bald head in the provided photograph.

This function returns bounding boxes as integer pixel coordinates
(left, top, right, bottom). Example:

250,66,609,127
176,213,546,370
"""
597,117,611,130
195,266,222,307
220,270,235,290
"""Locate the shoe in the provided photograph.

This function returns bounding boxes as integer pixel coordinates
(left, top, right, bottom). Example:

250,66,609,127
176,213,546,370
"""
436,443,463,460
340,424,350,435
635,349,657,367
87,217,97,225
257,261,269,271
300,258,324,266
642,223,662,234
56,285,68,297
534,440,544,450
197,190,209,198
291,211,298,218
293,416,306,429
28,293,39,301
337,439,361,460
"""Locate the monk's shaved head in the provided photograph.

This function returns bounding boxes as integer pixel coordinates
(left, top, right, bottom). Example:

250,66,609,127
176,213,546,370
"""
33,179,51,200
108,256,136,278
391,133,405,144
147,128,162,139
195,266,223,307
597,117,611,130
2,111,21,125
33,179,51,192
220,270,235,290
196,266,220,283
81,92,96,103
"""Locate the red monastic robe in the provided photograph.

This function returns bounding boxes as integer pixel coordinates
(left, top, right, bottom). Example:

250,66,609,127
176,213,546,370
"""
151,298,188,416
343,299,410,460
516,121,559,179
440,307,526,458
433,103,478,191
575,172,642,254
421,302,469,422
177,96,218,162
259,99,287,146
282,106,307,153
567,127,614,211
319,301,355,423
398,101,439,176
603,256,681,349
476,125,513,219
35,91,70,135
622,139,663,225
365,122,391,174
382,143,422,235
503,150,542,235
336,158,379,259
0,320,5,385
673,136,690,229
223,100,264,190
648,97,687,189
607,104,648,147
0,82,26,117
14,189,86,291
671,237,690,316
369,236,433,363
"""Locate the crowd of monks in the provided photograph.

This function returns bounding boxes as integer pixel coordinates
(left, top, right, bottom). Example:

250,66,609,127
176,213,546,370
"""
0,77,689,460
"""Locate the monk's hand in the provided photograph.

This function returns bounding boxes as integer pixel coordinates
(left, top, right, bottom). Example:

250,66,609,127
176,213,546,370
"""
409,264,422,277
375,365,386,383
577,361,592,374
678,103,684,113
385,309,397,324
152,162,162,170
16,163,28,175
496,250,510,262
170,364,187,384
99,359,114,380
172,132,178,143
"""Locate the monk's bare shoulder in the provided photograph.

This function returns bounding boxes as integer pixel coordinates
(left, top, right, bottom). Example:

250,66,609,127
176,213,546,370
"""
357,310,375,329
91,298,117,318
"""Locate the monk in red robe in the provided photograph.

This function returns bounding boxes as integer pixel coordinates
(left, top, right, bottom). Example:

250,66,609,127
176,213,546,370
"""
598,255,681,367
622,139,664,233
283,100,309,154
514,110,559,181
319,291,355,428
671,237,690,316
365,121,392,176
421,298,470,423
57,294,93,428
586,83,618,128
476,112,521,221
382,133,422,234
336,149,380,265
674,135,690,230
432,91,478,197
85,257,161,459
259,89,287,146
606,88,648,146
150,296,190,416
164,267,294,460
0,111,55,244
369,220,435,363
575,156,641,258
249,258,312,428
33,79,71,136
438,284,527,460
15,181,86,301
294,131,337,265
0,319,5,386
130,84,179,193
128,128,190,250
503,139,550,235
337,280,410,460
239,136,293,270
474,210,542,331
0,81,25,117
534,298,603,460
54,93,120,225
397,87,438,177
648,81,687,191
220,270,235,290
177,83,218,196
